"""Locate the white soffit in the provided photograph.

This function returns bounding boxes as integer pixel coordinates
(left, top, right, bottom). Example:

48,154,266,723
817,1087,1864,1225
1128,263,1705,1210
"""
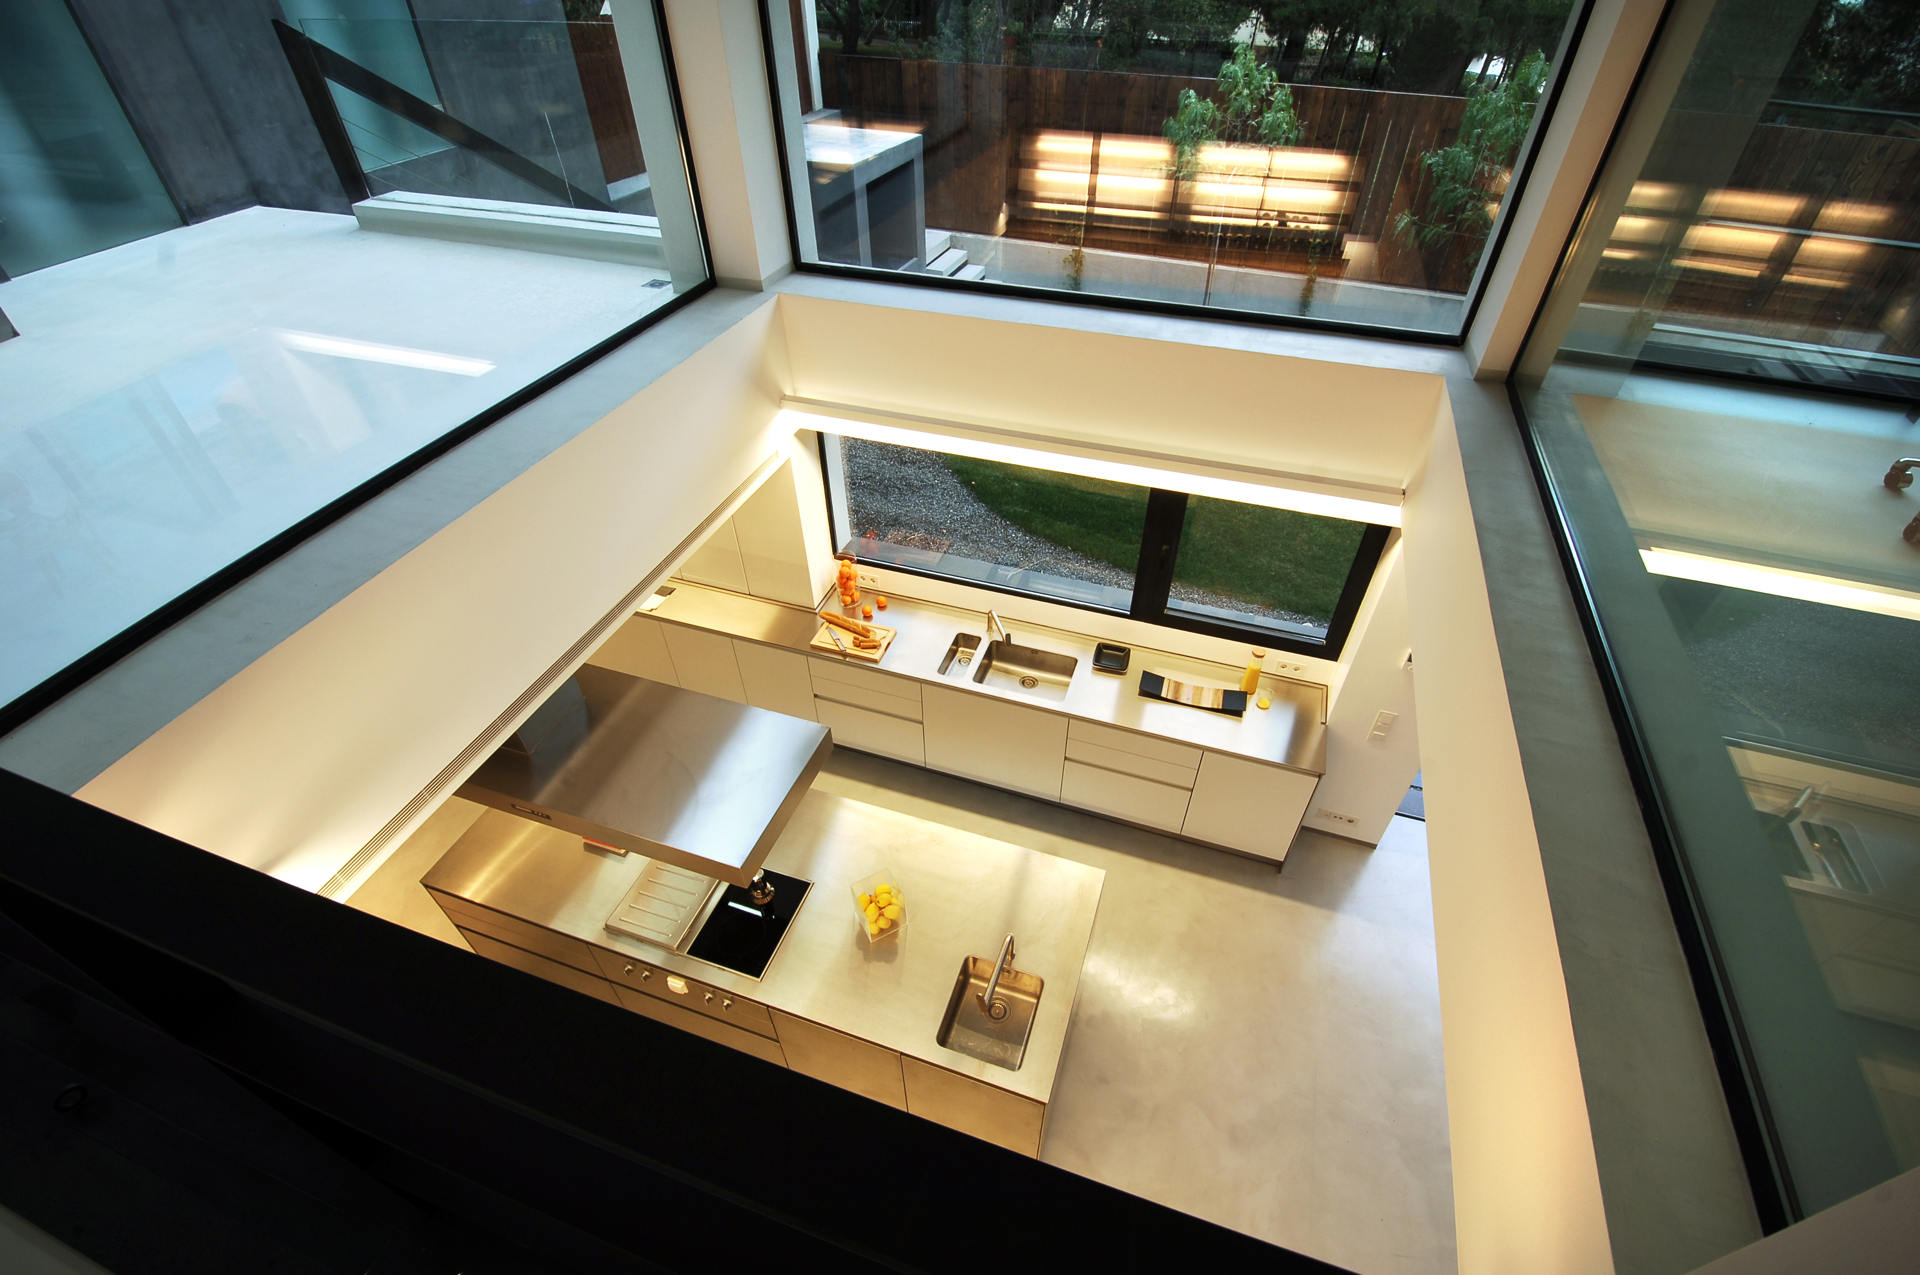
778,399,1405,527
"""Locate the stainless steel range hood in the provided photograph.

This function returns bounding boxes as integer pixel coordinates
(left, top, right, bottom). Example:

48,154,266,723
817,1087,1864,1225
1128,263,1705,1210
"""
458,665,831,887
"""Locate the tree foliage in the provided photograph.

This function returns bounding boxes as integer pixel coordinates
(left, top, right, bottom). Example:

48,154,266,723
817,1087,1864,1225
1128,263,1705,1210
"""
1164,44,1302,179
1394,49,1545,252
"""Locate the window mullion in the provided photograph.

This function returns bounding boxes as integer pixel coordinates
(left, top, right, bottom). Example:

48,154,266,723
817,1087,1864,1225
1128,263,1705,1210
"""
1131,489,1187,621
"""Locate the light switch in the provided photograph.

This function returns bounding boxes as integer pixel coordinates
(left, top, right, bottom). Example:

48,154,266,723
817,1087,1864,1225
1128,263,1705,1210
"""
1369,710,1398,740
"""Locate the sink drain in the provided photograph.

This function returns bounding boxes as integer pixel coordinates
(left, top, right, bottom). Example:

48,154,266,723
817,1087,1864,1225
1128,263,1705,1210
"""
1019,675,1039,689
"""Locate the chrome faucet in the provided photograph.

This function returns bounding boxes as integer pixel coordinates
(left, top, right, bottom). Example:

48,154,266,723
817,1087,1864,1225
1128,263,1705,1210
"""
979,932,1017,1019
985,609,1010,646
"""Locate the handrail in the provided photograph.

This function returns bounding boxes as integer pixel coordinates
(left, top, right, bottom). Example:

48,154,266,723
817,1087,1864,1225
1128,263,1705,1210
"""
271,18,614,214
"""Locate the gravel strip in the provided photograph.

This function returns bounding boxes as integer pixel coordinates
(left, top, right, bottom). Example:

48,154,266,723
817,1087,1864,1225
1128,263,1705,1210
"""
840,440,1319,630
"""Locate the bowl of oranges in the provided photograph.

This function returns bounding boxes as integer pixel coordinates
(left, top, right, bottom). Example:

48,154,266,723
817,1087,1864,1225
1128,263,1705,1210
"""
850,871,907,943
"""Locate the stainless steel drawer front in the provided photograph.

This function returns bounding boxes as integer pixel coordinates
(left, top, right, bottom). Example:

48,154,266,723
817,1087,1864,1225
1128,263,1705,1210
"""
591,947,777,1039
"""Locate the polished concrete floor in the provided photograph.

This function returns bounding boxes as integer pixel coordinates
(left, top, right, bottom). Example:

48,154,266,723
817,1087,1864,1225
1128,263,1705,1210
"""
352,751,1454,1274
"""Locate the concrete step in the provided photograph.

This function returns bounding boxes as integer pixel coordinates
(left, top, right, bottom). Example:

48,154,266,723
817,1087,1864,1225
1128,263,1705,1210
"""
926,246,968,277
955,263,987,282
924,228,953,261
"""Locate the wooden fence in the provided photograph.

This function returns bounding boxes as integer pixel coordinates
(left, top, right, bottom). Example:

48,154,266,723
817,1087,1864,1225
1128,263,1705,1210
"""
817,53,1477,292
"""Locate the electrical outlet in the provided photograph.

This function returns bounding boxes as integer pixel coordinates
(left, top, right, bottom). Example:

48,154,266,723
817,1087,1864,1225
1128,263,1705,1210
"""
1315,808,1358,825
858,572,878,588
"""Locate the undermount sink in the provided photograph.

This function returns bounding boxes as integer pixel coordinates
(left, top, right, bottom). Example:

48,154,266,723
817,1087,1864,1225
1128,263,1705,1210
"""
973,639,1076,703
937,955,1044,1071
937,631,980,677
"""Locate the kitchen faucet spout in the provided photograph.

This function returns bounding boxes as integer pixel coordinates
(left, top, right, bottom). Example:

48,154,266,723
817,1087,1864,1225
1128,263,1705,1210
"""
979,932,1017,1020
985,610,1010,645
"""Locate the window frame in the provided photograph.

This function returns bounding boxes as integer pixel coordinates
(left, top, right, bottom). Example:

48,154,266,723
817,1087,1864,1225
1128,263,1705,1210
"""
756,0,1596,345
820,436,1391,660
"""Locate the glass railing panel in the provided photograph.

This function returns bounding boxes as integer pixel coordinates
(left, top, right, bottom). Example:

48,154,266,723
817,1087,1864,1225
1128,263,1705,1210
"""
1513,0,1920,1220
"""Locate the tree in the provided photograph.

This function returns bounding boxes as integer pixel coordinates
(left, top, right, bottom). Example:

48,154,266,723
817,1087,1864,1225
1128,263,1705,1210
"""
817,0,907,55
1393,49,1546,285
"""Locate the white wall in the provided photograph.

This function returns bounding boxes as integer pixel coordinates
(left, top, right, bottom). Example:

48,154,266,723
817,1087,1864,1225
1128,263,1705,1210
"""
77,299,794,892
1403,392,1614,1274
777,294,1443,493
1311,538,1419,841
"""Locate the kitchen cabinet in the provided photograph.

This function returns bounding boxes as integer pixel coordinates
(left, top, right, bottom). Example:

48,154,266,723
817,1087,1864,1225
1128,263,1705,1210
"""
813,698,924,766
922,684,1067,802
1061,760,1192,834
1181,752,1319,864
772,1010,907,1109
588,613,678,684
900,1056,1045,1157
661,624,745,702
611,983,787,1067
732,639,815,720
459,929,621,1006
810,656,923,765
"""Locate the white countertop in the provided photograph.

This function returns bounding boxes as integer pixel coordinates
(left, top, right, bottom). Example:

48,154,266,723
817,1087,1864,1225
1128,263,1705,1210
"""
650,581,1329,774
425,795,1105,1105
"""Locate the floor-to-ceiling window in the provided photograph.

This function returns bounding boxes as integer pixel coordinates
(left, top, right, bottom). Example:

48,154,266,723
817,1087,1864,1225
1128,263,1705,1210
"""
760,0,1588,336
1513,0,1920,1223
0,1,711,725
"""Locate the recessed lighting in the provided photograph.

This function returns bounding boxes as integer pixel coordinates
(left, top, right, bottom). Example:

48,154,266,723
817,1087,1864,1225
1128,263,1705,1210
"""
1640,547,1920,622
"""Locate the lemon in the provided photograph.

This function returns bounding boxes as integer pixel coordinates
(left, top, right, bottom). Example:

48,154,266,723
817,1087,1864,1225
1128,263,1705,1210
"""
877,916,892,930
857,892,871,909
883,903,901,919
867,921,879,936
865,903,879,921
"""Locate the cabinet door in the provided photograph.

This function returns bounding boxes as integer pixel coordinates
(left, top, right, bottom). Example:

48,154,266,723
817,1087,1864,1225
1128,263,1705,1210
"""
660,624,745,702
588,613,678,684
900,1056,1044,1157
1181,752,1319,863
813,697,924,765
460,929,620,1005
921,684,1066,802
1060,759,1192,834
732,640,816,720
772,1010,906,1109
611,985,787,1068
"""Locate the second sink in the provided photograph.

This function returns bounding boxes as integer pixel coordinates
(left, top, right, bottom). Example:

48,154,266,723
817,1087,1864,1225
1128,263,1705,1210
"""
973,639,1076,703
937,955,1044,1070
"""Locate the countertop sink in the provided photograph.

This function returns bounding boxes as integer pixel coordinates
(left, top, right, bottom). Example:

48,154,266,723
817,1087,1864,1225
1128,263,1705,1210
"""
937,631,981,677
937,955,1044,1071
973,639,1075,703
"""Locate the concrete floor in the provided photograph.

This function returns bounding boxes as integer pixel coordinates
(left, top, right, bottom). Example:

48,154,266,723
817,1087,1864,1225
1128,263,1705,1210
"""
351,750,1454,1274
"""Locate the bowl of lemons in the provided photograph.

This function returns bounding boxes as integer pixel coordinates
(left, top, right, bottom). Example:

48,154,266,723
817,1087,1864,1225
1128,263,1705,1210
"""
850,871,907,943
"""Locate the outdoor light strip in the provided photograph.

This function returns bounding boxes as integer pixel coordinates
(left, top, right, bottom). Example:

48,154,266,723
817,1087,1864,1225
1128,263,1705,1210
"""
777,401,1404,527
1640,546,1920,623
279,330,496,377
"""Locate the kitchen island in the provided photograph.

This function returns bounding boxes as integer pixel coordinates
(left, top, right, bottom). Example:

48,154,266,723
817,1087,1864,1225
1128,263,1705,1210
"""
424,784,1105,1155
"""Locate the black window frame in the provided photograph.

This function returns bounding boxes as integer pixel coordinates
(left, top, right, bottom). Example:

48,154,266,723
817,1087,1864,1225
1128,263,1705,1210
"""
820,436,1392,661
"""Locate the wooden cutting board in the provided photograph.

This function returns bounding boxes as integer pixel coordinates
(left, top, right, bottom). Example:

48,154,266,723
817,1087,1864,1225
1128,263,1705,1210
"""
809,621,897,663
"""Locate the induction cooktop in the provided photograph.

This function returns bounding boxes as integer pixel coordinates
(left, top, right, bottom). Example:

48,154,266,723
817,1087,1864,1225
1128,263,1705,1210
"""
685,868,809,980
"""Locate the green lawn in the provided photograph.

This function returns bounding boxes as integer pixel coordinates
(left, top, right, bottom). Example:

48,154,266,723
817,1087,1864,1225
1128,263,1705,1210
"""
944,457,1363,622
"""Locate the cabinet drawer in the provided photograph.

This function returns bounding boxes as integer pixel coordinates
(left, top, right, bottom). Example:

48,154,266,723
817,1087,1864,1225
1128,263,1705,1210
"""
590,948,777,1039
814,697,925,766
1064,737,1198,788
431,889,600,974
772,1010,906,1109
1061,759,1193,833
460,929,620,1005
901,1056,1044,1157
809,657,923,719
611,984,787,1068
1066,719,1202,772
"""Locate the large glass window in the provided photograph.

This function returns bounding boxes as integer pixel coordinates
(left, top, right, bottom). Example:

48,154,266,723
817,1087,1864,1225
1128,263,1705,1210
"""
0,5,709,723
765,1,1583,336
828,437,1388,654
1513,0,1920,1223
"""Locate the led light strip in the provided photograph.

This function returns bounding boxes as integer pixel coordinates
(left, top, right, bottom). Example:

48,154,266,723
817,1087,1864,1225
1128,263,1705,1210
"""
778,400,1403,526
1640,546,1920,622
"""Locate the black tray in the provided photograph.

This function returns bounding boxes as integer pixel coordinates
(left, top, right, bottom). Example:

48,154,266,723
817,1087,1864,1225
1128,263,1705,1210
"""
1092,642,1131,673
